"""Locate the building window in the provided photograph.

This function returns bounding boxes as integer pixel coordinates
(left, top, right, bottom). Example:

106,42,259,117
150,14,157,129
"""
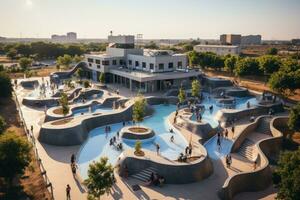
177,61,182,68
150,63,154,70
120,60,124,65
112,60,117,65
142,62,146,68
102,60,109,66
89,63,92,67
97,65,100,69
87,58,94,63
95,59,100,64
128,60,132,65
168,62,173,69
135,61,139,67
159,63,164,70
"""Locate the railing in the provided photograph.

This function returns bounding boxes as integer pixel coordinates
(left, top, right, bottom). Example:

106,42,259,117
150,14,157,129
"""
13,89,54,200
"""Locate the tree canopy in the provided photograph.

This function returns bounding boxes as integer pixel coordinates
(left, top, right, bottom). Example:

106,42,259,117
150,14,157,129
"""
178,87,186,103
0,115,6,134
273,148,300,200
288,103,300,132
133,94,147,123
258,55,281,74
191,79,201,98
267,47,278,55
0,131,32,185
0,71,13,98
84,157,115,199
99,73,105,84
234,57,261,76
224,55,238,73
59,92,69,116
19,57,33,71
57,54,73,69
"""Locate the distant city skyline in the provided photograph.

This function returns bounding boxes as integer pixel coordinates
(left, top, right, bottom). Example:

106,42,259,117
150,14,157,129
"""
0,0,300,40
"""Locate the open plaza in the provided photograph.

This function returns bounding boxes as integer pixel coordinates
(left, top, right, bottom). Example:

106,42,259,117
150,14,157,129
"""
10,35,291,200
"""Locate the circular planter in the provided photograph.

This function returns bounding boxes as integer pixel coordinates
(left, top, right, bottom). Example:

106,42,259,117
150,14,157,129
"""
120,126,155,140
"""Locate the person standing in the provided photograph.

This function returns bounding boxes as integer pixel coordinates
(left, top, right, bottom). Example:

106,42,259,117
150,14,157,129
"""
217,137,221,151
188,147,192,157
71,154,76,164
156,144,160,155
66,184,71,200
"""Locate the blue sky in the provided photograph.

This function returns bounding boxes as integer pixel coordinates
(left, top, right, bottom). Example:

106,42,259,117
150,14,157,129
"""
0,0,299,39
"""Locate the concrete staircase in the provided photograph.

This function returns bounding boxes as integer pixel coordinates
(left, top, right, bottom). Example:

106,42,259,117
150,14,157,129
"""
256,117,272,136
131,167,158,182
237,139,255,161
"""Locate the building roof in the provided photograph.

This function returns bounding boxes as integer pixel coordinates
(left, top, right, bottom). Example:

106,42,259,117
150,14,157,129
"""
194,44,239,49
109,67,201,82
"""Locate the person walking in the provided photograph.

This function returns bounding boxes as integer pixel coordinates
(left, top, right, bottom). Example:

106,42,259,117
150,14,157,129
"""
156,143,160,155
66,184,71,200
30,125,34,133
71,163,77,177
188,147,192,157
71,154,76,164
225,155,229,168
217,137,221,151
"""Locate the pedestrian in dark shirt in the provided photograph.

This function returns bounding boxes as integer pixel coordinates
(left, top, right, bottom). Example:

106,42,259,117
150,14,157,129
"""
66,184,71,200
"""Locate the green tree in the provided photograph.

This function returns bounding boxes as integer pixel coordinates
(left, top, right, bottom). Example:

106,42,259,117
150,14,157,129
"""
57,54,73,69
0,71,13,98
6,48,17,60
74,55,83,63
268,60,300,94
191,79,200,98
84,157,115,200
224,55,238,74
288,103,300,132
273,148,300,200
0,131,32,187
59,92,69,116
0,115,6,134
84,80,91,88
183,44,193,52
188,51,200,67
132,94,147,124
135,140,142,153
15,43,32,57
178,87,186,104
144,41,159,49
234,57,261,76
76,68,85,80
258,55,281,74
267,47,278,55
19,57,33,71
99,73,105,84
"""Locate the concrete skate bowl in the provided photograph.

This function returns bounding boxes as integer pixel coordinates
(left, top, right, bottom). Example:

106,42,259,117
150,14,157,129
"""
20,80,39,89
219,116,286,200
202,77,233,90
213,87,250,98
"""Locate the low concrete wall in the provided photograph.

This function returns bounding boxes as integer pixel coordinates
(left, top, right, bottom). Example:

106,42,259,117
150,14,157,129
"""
22,97,59,108
220,116,286,200
216,102,284,123
20,80,39,89
39,102,154,146
120,150,213,184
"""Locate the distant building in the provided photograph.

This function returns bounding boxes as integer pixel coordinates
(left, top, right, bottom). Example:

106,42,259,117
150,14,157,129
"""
67,32,77,40
0,36,6,41
291,39,300,45
51,32,77,42
220,34,241,45
194,44,240,56
241,35,262,45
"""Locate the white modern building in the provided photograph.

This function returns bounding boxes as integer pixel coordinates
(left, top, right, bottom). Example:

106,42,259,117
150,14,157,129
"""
84,35,200,92
193,44,241,56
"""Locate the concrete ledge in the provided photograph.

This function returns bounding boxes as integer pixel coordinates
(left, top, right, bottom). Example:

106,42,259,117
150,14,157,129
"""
220,116,286,200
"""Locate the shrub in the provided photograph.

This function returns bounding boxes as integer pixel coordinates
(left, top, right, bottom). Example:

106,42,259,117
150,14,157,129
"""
0,116,6,134
0,71,13,98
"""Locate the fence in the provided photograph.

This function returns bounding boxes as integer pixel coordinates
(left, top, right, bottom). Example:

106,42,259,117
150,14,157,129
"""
13,90,54,200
